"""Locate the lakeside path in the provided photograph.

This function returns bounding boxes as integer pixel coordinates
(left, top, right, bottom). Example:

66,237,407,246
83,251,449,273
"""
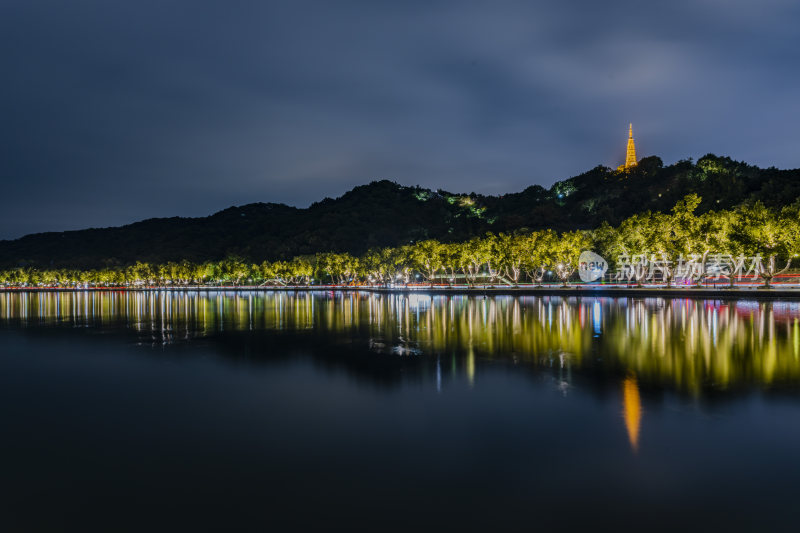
3,285,800,300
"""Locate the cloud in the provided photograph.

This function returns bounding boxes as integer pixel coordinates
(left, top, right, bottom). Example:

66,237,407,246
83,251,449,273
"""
1,0,798,238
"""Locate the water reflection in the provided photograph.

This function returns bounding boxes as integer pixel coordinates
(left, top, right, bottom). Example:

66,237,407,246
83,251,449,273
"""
1,291,799,396
622,376,642,452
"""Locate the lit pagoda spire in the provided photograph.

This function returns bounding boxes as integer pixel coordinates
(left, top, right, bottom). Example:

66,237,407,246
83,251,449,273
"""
624,123,637,168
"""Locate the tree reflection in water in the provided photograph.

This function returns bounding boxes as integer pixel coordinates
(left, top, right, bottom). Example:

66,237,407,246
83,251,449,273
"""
2,291,799,396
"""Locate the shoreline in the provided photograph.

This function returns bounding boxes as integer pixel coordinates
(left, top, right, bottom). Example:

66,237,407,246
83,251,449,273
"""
3,285,800,300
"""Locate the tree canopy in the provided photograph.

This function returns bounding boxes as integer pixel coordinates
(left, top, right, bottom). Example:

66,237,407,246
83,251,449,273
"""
2,195,798,289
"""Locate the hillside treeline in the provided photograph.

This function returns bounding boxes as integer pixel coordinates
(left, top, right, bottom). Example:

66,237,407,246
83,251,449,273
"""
2,195,798,289
2,154,799,269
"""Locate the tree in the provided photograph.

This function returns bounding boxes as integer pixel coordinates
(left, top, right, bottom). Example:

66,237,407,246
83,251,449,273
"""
732,202,795,288
552,231,590,287
411,240,446,286
127,262,154,286
523,230,557,286
219,257,249,285
289,257,314,285
459,237,491,286
494,233,527,286
316,253,357,284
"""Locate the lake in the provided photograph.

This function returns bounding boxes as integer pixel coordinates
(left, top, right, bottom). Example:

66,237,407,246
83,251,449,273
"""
2,290,800,531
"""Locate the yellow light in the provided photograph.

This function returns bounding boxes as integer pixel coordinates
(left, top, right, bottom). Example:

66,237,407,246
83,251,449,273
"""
623,376,642,452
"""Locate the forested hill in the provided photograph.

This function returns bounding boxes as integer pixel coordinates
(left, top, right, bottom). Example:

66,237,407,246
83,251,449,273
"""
2,154,799,269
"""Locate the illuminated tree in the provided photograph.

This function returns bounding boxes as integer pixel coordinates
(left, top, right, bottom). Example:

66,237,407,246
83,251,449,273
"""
523,230,557,285
316,252,357,284
732,202,795,288
453,241,477,287
219,257,249,285
552,231,590,287
127,261,155,286
460,237,491,286
256,260,275,284
290,256,314,285
435,242,459,285
411,240,446,286
201,261,221,285
494,233,528,286
366,247,409,286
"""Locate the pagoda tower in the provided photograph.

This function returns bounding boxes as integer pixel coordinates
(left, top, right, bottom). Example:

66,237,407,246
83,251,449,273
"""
624,123,637,168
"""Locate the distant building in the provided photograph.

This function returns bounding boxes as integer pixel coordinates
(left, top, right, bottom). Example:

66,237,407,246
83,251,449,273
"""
617,123,637,172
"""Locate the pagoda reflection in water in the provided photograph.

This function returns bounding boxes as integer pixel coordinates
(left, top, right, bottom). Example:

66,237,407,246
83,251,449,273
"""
622,376,642,452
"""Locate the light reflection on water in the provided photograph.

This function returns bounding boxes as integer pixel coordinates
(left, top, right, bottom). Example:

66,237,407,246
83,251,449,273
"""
623,376,643,452
2,290,799,396
4,290,800,529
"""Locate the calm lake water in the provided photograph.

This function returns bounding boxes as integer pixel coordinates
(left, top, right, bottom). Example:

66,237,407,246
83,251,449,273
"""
2,290,800,531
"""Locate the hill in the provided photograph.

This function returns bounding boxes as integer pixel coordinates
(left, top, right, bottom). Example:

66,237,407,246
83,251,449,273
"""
1,154,798,269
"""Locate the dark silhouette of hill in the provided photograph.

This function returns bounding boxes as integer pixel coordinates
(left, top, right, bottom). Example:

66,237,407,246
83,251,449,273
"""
1,154,798,269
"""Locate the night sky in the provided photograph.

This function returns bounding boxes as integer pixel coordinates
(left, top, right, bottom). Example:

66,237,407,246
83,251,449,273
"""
2,0,798,239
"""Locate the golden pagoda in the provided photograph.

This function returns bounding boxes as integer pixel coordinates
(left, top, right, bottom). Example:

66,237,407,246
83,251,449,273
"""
617,123,637,171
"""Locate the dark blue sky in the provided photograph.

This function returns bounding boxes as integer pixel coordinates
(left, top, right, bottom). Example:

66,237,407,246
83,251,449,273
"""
2,0,798,239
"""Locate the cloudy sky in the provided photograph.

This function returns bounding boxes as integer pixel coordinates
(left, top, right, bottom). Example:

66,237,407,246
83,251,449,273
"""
1,0,798,238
